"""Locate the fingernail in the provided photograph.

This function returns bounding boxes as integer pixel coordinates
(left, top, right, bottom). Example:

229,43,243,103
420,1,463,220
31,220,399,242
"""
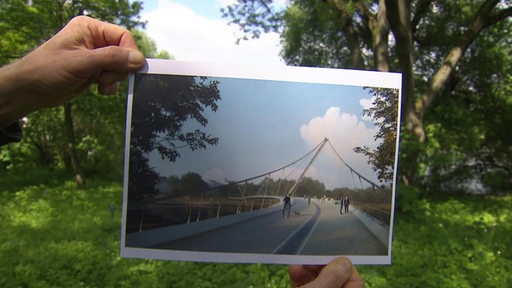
335,258,352,274
128,50,145,65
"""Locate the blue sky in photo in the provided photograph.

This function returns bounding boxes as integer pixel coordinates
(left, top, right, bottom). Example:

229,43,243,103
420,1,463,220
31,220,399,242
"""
147,76,381,190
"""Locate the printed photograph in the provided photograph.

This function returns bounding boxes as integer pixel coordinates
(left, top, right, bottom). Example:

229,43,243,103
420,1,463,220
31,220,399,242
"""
121,60,401,265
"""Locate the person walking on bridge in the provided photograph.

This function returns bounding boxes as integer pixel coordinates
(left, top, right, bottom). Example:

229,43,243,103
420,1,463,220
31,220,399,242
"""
282,195,292,217
344,197,350,213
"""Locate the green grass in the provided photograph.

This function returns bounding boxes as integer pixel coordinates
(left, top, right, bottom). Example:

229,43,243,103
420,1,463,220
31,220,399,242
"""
360,193,512,287
1,169,511,287
0,169,288,288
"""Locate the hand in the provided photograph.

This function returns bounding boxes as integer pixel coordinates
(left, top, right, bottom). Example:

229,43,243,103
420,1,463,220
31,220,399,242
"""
288,257,364,288
0,16,145,127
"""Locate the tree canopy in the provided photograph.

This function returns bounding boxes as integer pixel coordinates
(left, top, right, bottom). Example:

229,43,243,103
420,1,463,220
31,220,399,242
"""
0,0,175,187
223,0,512,193
130,74,221,162
128,74,221,202
354,87,399,183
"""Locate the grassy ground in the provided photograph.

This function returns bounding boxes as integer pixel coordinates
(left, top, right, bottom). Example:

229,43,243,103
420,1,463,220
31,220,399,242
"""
0,169,510,287
360,192,512,287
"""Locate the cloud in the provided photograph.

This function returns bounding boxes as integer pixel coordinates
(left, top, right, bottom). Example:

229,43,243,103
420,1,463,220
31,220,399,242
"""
217,0,287,10
299,107,380,188
358,97,374,121
217,0,237,6
359,97,374,110
142,0,283,64
300,107,377,150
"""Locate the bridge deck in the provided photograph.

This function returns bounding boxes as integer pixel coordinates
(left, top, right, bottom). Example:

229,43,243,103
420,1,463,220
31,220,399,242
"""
152,198,387,256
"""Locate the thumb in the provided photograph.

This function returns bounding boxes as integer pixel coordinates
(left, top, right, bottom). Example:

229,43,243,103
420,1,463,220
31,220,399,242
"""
302,258,353,288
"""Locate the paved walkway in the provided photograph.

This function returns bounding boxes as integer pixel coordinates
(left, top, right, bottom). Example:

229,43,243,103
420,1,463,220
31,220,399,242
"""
298,201,387,255
153,198,388,256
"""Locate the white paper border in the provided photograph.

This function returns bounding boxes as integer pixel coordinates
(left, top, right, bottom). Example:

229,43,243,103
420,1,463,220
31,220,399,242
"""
121,59,402,265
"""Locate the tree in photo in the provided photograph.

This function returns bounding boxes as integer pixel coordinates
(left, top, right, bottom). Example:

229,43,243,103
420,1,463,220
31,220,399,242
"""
130,74,221,161
128,149,160,202
296,177,326,198
180,172,209,197
354,87,399,183
128,74,221,201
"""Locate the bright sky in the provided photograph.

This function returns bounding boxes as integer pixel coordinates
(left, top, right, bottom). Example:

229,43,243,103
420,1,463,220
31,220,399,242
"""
141,0,285,64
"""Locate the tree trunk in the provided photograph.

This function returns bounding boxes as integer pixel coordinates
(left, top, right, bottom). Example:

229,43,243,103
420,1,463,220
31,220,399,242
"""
386,0,415,125
385,0,418,184
413,0,508,125
32,137,56,167
374,0,390,72
387,0,509,184
64,102,86,188
355,0,390,72
332,0,365,69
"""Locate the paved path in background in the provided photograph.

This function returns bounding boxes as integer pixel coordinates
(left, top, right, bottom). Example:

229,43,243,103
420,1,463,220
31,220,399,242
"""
154,198,387,256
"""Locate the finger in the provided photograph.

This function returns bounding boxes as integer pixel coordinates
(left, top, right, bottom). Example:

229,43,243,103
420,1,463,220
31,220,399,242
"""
344,265,365,288
313,258,353,287
98,71,129,86
98,81,120,95
68,16,140,50
288,265,322,287
87,46,145,73
302,258,354,288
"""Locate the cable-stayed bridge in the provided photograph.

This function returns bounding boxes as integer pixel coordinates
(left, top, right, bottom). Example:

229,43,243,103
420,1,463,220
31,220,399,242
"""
207,137,384,198
125,138,392,256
